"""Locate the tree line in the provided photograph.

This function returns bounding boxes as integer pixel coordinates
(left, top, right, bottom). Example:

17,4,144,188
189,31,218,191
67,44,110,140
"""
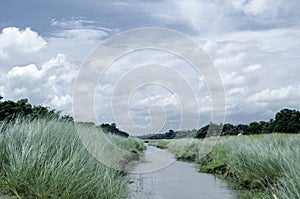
2,96,299,138
142,108,300,139
0,96,73,122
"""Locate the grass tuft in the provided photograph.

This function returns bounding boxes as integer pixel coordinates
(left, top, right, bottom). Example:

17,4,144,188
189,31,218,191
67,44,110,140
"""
0,119,145,198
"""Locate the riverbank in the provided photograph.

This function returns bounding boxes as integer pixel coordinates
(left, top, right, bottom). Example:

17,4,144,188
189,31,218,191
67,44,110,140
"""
0,119,145,198
152,134,300,199
129,144,236,199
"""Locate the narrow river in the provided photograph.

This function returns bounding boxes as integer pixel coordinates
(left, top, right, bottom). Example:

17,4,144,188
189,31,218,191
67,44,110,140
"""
129,144,236,199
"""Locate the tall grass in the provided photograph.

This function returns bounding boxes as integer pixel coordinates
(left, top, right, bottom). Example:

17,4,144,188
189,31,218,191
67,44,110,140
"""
163,134,300,199
0,119,145,198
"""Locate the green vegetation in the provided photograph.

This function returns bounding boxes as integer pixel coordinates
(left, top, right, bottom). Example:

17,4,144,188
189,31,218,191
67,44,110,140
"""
0,96,72,122
159,134,300,199
100,123,129,137
0,119,145,198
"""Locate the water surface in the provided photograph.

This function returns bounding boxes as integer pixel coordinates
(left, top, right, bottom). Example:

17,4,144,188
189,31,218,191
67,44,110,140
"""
129,144,236,199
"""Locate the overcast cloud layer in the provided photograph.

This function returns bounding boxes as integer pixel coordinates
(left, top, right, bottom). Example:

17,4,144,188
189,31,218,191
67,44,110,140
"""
1,0,300,134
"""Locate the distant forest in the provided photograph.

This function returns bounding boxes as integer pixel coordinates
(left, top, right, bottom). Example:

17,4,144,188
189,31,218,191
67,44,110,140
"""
0,96,128,137
140,108,300,139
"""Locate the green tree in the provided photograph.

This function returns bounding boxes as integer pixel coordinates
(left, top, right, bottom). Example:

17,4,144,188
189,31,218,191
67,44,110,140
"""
246,122,263,135
99,123,129,137
221,123,234,136
196,124,209,138
274,109,300,133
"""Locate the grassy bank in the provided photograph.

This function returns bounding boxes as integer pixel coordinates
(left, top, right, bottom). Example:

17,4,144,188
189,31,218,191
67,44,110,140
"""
0,119,145,198
154,134,300,199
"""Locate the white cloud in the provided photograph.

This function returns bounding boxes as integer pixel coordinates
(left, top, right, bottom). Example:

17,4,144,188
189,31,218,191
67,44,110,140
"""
214,53,246,70
7,64,42,79
227,87,245,96
133,0,300,35
0,27,46,59
4,54,77,114
243,64,262,72
52,29,107,40
231,0,290,23
51,18,96,29
0,21,112,69
6,64,43,90
248,85,300,103
50,95,72,109
0,86,4,97
50,17,113,32
222,72,244,86
12,87,28,97
45,26,110,64
150,0,234,33
161,94,178,107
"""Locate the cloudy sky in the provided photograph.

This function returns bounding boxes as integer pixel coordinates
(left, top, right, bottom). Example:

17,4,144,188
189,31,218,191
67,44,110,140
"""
1,0,300,135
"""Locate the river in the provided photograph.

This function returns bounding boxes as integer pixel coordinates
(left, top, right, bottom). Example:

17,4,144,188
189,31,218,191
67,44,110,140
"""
128,144,236,199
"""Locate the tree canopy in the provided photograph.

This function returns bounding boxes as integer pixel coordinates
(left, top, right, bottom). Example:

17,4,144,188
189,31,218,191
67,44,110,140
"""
99,123,129,137
0,96,69,121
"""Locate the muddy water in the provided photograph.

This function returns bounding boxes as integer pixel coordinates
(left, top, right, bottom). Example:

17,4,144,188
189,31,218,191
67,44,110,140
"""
129,145,236,199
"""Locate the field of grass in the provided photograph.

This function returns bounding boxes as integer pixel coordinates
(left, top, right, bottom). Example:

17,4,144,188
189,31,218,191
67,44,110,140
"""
155,134,300,199
0,119,145,198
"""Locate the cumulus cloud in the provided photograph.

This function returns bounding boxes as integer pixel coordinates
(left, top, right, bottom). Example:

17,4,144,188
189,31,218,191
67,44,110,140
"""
0,27,46,59
0,22,110,114
4,54,78,114
7,64,42,80
7,64,42,89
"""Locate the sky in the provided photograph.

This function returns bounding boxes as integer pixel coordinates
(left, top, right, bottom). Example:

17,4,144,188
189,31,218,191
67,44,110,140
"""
1,0,300,135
